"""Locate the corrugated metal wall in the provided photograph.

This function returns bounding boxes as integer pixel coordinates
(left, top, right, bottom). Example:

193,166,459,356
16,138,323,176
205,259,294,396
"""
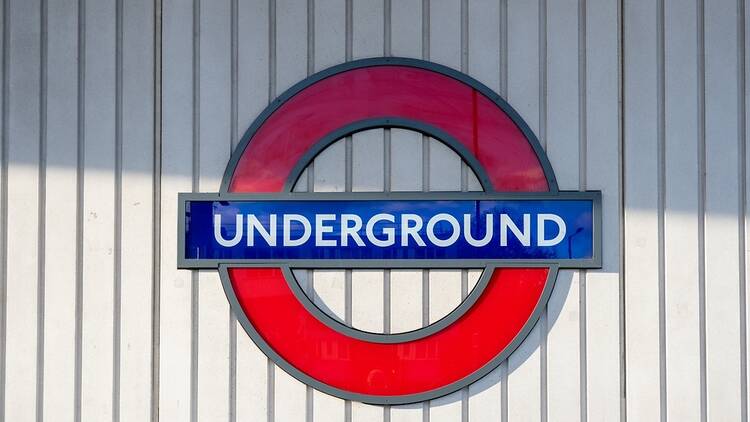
1,0,155,421
0,0,747,421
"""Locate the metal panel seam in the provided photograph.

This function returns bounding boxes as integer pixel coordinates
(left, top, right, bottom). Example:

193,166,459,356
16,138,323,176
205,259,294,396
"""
36,1,48,420
696,1,707,420
656,1,667,421
578,1,588,421
73,0,86,419
113,0,124,419
150,0,163,420
738,0,749,419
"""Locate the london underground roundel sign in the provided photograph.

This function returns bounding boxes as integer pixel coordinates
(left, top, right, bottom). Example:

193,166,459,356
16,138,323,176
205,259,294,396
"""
178,58,602,405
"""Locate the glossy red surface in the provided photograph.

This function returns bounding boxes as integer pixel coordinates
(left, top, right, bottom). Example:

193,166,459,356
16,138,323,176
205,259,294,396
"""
226,64,553,398
229,267,548,396
229,66,548,193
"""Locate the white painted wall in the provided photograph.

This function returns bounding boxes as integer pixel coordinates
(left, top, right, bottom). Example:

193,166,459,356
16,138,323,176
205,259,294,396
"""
0,0,747,421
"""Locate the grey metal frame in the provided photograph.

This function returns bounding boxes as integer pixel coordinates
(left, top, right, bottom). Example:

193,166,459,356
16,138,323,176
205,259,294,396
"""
177,190,603,270
177,57,605,405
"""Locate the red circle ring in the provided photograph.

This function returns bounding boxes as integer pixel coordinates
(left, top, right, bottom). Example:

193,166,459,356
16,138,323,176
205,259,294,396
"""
219,58,560,404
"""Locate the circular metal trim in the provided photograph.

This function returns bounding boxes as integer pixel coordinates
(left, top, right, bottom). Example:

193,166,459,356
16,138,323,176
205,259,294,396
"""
216,58,561,404
278,117,492,343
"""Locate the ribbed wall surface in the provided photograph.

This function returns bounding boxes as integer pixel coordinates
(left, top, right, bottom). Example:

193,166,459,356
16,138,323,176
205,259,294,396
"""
1,0,747,421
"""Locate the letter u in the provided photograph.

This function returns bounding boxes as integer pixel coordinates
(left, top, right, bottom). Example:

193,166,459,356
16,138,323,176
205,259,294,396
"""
214,214,243,247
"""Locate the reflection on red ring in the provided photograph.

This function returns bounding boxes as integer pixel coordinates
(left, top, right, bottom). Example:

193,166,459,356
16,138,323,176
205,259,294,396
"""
230,267,548,396
226,64,551,399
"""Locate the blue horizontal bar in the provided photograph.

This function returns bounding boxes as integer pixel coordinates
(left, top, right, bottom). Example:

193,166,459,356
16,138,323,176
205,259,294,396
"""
182,198,595,262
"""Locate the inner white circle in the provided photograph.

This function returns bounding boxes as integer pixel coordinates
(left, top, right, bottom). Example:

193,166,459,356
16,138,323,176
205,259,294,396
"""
291,128,484,334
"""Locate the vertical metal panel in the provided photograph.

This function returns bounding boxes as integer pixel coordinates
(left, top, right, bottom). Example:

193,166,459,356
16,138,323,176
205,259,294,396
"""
314,0,345,72
276,0,307,94
664,1,701,421
80,0,117,419
704,0,743,419
119,0,155,418
428,0,460,70
623,0,662,420
389,129,422,194
428,140,462,192
389,271,423,332
352,129,384,193
274,358,308,421
467,0,500,93
390,0,421,59
4,0,41,420
349,244,385,422
42,0,78,420
582,0,621,420
159,0,195,419
352,0,383,60
314,141,346,193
